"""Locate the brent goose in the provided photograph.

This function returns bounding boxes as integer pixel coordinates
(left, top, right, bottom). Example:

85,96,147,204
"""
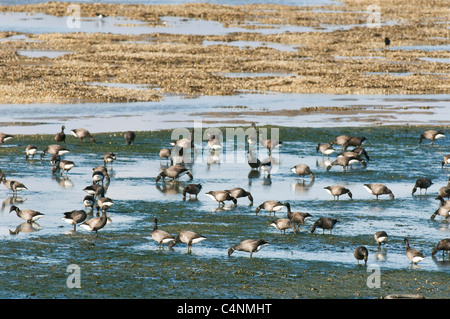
339,148,370,162
92,166,110,185
40,144,69,159
331,135,366,150
412,177,433,195
0,133,13,144
0,171,27,195
291,164,315,181
80,207,108,236
442,155,450,168
430,197,450,220
418,130,445,145
225,187,253,204
431,238,450,257
104,152,116,168
270,218,298,234
159,148,173,163
316,143,335,157
62,210,87,231
437,178,450,199
247,150,262,170
151,218,175,250
71,128,96,143
324,185,352,200
182,184,202,199
168,230,206,252
404,238,425,264
327,155,366,171
83,195,95,210
207,135,222,151
124,131,135,145
51,155,75,176
9,205,43,223
247,122,258,146
25,145,38,160
259,132,282,155
228,239,269,258
363,183,394,200
205,191,237,206
171,129,195,151
285,202,311,232
55,125,66,143
155,165,193,182
374,231,388,247
96,195,114,213
354,246,369,265
310,217,339,234
255,200,285,215
83,183,106,199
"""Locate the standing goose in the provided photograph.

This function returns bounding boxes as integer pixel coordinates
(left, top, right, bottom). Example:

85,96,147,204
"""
228,239,269,258
225,187,253,204
55,125,66,143
363,183,394,200
441,155,450,168
437,177,450,199
255,200,285,215
80,207,108,237
168,230,206,252
83,183,106,199
431,238,450,258
324,185,353,200
124,131,135,145
92,166,110,185
151,218,175,250
404,238,425,264
412,178,433,195
83,195,95,210
0,133,13,144
9,205,44,223
316,143,335,157
270,218,298,234
418,130,445,145
374,231,388,247
104,152,116,168
430,197,450,220
354,246,369,265
96,195,114,213
285,202,311,232
347,147,370,161
291,164,315,181
182,184,202,199
207,135,222,151
347,136,366,149
40,144,69,159
205,191,237,206
247,122,258,146
25,145,37,160
259,132,282,155
62,210,87,231
159,148,173,164
310,217,339,234
247,150,262,170
155,165,193,182
326,156,366,171
71,128,96,143
51,155,75,176
330,135,351,150
0,171,27,195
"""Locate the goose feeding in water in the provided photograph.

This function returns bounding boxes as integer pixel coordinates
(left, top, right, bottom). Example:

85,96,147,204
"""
228,239,269,258
9,205,44,223
205,190,237,206
25,145,37,160
310,217,339,234
418,130,445,145
255,200,285,215
151,218,175,250
324,185,353,200
354,246,369,265
412,177,433,195
62,210,87,231
291,164,315,181
71,128,96,143
404,238,425,265
155,165,193,182
0,170,27,195
285,202,312,232
363,183,394,200
168,230,206,253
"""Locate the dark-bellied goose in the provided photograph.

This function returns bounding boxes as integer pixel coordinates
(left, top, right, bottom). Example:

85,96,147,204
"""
247,150,261,170
40,144,69,159
347,136,366,149
168,230,206,252
182,183,202,199
71,128,96,143
51,155,75,176
350,147,370,161
327,155,366,171
431,238,450,257
80,207,108,237
270,218,298,234
285,202,311,232
124,131,135,145
225,187,253,204
205,190,237,206
0,171,27,195
291,164,315,181
104,152,116,168
0,133,13,144
316,143,335,157
83,183,106,199
9,205,43,223
55,125,66,143
354,246,369,265
442,155,450,168
418,130,445,145
62,210,87,231
25,145,37,160
259,132,282,155
151,218,175,250
228,239,268,258
310,217,339,234
324,185,352,200
412,177,433,195
364,183,394,200
404,238,425,264
255,200,285,215
374,231,388,247
156,165,193,182
83,195,95,210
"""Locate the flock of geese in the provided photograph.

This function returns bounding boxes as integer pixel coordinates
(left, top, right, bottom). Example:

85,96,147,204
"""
1,125,450,265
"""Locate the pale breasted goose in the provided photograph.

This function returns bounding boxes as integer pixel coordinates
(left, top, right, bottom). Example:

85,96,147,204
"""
259,132,282,155
374,231,388,247
51,155,75,176
225,187,253,204
96,195,114,213
363,183,394,200
310,217,339,234
25,145,37,160
404,238,425,264
324,185,352,200
124,131,135,145
255,200,285,215
0,171,27,195
182,183,202,199
228,239,269,258
156,165,193,182
171,129,195,153
285,202,311,232
354,246,369,265
441,155,450,168
159,148,173,164
316,143,335,157
205,190,237,206
270,218,298,234
71,128,96,143
151,218,175,250
62,210,87,231
55,125,66,143
291,164,315,181
9,205,43,223
83,195,95,210
0,133,13,144
104,152,116,168
431,238,450,257
92,166,110,184
327,155,366,171
168,230,206,252
430,197,450,220
40,144,70,159
80,207,108,237
412,177,433,195
418,130,445,145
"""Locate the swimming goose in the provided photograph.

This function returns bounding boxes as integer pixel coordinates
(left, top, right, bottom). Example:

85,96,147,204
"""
418,130,445,145
259,132,282,155
151,218,175,250
182,183,202,199
55,125,66,143
310,217,339,234
0,133,13,144
374,231,388,247
205,191,237,206
431,238,450,257
9,205,43,223
124,131,135,145
104,152,116,168
51,155,75,176
316,143,335,157
324,185,353,200
363,183,394,200
25,145,37,160
80,207,108,237
441,155,450,168
40,144,70,159
412,177,433,195
62,210,87,231
155,165,193,182
354,246,369,265
285,202,311,232
71,128,96,143
168,230,206,252
326,155,366,171
291,164,315,181
270,218,298,234
404,238,425,264
0,171,27,195
225,187,253,204
228,239,269,258
255,200,285,215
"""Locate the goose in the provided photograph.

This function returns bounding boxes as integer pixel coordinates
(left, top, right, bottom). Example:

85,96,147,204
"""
438,178,450,199
347,136,366,149
316,143,335,157
354,246,369,265
412,177,433,195
363,183,394,200
310,217,339,234
247,150,262,170
270,218,298,234
83,183,106,199
339,148,370,162
374,231,388,247
182,183,202,199
418,130,445,145
255,200,285,215
80,207,108,237
168,230,206,252
228,239,269,258
324,185,352,200
431,238,450,257
207,135,222,151
151,218,175,250
159,148,173,164
285,202,311,232
104,152,116,168
225,187,253,204
25,145,37,159
51,155,75,176
71,128,96,143
83,195,95,210
404,238,425,264
92,166,110,184
435,196,450,207
331,135,366,150
326,156,366,171
205,191,237,206
260,158,272,177
62,210,87,231
0,133,13,144
247,122,258,146
96,195,114,213
9,205,43,223
171,129,195,150
0,171,27,195
40,144,70,159
155,165,193,182
291,164,315,181
55,125,66,143
124,131,135,145
441,155,450,168
259,132,282,155
95,13,107,19
430,197,450,220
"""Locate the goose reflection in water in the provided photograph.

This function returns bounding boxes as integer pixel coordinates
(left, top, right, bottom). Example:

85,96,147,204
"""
9,221,42,235
2,196,26,212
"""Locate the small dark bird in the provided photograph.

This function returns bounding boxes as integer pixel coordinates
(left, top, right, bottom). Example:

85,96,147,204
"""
228,239,269,258
354,246,369,265
124,131,135,145
310,217,339,234
412,177,433,195
384,37,390,46
182,184,202,199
